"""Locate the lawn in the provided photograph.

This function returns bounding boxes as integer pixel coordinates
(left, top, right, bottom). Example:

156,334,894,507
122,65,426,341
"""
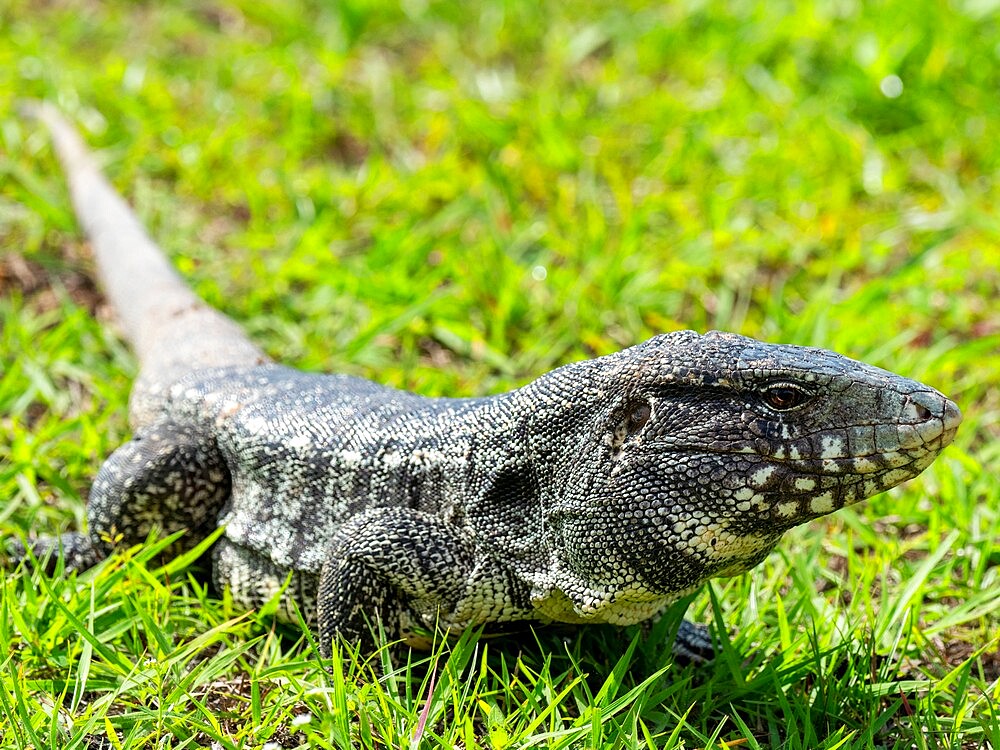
1,0,998,747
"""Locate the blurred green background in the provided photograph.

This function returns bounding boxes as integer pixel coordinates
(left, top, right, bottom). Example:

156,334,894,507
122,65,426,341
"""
1,1,998,747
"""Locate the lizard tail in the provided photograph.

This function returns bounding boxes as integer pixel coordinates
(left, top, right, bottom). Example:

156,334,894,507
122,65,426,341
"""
24,101,270,427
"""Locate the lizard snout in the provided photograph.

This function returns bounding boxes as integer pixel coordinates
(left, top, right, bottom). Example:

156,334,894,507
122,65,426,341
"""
897,391,962,452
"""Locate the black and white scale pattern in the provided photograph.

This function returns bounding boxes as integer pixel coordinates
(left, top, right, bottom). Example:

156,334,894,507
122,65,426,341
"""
15,104,963,657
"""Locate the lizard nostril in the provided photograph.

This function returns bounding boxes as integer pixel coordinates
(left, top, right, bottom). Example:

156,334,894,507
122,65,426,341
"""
914,403,932,421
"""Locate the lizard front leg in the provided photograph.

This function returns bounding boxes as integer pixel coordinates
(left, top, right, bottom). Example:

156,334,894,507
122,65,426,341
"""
317,508,476,656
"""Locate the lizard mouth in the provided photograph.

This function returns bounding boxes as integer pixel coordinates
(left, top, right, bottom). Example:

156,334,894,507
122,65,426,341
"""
641,397,961,479
665,389,959,465
770,440,950,477
746,446,951,526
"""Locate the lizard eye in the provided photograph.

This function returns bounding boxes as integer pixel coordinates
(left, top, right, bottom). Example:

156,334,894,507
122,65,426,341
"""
762,383,812,411
626,401,652,433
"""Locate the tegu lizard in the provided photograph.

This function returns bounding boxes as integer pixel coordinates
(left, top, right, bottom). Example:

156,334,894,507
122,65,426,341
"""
13,104,962,658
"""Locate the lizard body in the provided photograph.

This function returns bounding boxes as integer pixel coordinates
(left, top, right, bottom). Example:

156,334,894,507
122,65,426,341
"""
16,104,962,656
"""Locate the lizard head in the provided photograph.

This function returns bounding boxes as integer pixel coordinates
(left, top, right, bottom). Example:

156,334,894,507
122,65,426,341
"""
541,330,961,621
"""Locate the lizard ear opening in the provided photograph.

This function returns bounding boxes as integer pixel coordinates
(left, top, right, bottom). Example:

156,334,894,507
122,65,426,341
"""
625,401,652,433
611,398,652,454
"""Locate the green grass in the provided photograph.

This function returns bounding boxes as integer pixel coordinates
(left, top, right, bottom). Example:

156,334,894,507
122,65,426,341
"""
1,0,999,747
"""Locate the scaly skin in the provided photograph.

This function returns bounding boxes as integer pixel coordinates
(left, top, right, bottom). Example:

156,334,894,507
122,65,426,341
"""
14,104,962,657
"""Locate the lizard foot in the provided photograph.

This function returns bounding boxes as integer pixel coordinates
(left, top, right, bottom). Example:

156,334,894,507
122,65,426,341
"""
672,619,716,664
5,531,102,574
